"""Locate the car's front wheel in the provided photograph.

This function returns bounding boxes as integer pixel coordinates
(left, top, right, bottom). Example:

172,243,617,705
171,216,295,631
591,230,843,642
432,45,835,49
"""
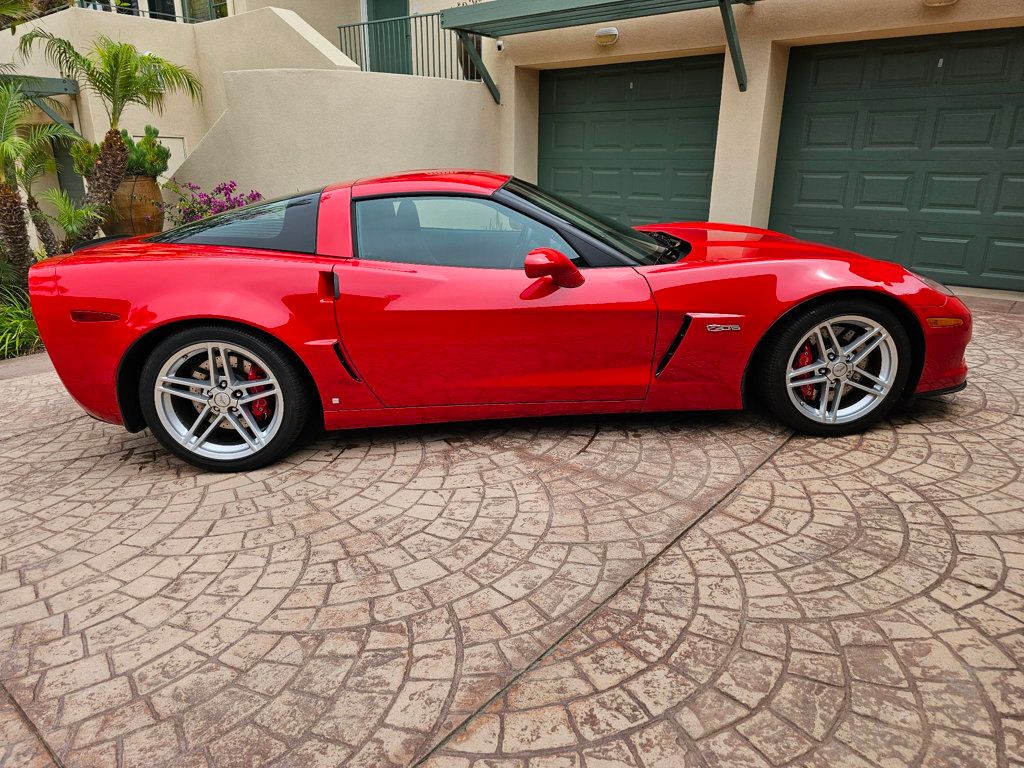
140,326,310,471
761,299,913,436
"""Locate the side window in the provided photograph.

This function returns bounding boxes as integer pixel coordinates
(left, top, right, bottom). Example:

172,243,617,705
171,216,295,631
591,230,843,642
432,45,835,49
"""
354,195,580,269
149,193,320,254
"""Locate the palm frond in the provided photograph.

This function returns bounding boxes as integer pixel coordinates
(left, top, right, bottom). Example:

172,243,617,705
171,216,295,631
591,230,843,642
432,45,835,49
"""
18,29,92,82
0,0,31,19
0,0,35,34
24,119,75,148
23,33,201,129
0,81,29,142
15,140,53,194
40,187,102,243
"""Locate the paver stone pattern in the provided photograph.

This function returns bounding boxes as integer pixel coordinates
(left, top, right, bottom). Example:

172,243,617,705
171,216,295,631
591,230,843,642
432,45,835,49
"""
0,306,1020,768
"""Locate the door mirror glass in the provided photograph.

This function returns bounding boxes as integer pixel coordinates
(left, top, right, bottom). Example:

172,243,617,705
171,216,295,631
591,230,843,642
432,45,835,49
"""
524,248,585,288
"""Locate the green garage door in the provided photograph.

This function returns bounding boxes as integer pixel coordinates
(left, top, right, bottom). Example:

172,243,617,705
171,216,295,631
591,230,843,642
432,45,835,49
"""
538,55,724,226
770,29,1024,290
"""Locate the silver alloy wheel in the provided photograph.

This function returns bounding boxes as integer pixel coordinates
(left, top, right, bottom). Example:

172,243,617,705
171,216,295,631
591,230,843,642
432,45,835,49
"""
153,341,285,461
785,314,899,426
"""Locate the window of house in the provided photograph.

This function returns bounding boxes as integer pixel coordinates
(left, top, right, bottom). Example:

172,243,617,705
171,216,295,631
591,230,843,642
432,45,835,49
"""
354,195,580,269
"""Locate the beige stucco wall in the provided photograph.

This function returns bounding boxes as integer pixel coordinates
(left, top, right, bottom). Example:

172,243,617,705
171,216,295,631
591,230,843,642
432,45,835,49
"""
233,0,361,47
175,67,501,197
485,0,1024,226
192,7,357,125
0,5,354,160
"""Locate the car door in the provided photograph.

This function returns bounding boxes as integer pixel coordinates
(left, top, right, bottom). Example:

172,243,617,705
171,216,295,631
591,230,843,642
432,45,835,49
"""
333,194,657,408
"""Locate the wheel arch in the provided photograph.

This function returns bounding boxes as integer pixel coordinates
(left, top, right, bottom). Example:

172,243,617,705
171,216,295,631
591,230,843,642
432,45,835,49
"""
117,318,322,433
741,289,925,408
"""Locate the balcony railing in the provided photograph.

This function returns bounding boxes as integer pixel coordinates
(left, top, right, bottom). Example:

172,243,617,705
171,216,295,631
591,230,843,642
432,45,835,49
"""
73,0,228,23
338,12,481,81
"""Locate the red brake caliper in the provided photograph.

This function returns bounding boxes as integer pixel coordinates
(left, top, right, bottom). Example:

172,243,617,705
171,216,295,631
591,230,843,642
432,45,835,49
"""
248,365,271,421
797,342,817,402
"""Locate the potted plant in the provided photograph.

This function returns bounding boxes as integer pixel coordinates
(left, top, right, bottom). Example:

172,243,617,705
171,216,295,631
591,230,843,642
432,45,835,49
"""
75,126,171,236
19,30,202,244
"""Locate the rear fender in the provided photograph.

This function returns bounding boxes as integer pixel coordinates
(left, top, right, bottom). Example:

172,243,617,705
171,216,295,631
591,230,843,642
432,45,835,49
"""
41,251,382,428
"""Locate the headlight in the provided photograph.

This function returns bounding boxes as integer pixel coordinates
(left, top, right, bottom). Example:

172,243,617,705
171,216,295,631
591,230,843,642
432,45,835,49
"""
911,271,954,296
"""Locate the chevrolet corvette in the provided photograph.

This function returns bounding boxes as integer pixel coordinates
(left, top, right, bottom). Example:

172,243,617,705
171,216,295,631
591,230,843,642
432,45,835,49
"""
30,170,972,471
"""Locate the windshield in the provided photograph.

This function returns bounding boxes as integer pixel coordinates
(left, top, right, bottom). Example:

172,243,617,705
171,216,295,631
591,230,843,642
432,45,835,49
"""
503,178,688,265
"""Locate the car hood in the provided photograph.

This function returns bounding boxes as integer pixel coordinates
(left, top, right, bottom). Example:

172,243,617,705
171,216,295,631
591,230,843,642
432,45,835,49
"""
636,221,879,268
637,221,797,245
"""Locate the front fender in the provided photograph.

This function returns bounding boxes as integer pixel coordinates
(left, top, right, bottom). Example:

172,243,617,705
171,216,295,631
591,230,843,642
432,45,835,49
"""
637,257,936,411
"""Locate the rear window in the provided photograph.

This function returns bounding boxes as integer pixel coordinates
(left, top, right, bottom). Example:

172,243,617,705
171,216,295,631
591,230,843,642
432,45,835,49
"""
148,192,320,253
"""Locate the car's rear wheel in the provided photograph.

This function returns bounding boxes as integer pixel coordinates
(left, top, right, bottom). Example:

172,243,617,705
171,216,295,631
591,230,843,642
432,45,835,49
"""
140,326,310,471
761,299,912,436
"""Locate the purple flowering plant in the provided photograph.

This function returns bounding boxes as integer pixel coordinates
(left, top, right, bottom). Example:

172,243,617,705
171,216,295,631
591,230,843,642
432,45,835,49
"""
161,179,263,226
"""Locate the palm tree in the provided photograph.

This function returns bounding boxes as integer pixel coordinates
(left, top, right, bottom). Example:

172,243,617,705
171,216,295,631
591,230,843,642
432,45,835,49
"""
18,31,202,243
16,140,60,256
0,81,75,286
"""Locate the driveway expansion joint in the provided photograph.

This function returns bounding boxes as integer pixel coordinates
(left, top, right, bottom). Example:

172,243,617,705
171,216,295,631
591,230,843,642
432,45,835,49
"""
416,429,795,765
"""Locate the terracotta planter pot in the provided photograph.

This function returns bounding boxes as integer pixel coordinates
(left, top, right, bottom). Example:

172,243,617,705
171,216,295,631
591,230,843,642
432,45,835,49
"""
103,175,165,236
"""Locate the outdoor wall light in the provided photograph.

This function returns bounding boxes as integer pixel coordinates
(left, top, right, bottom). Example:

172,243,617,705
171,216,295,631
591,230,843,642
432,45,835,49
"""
594,27,619,46
921,0,958,6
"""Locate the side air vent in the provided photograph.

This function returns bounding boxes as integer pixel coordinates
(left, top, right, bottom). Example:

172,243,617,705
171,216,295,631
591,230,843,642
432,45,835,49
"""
654,315,692,377
333,342,361,382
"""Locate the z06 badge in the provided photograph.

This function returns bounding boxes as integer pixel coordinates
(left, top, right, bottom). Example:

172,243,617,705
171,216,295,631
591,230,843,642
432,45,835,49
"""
706,324,741,332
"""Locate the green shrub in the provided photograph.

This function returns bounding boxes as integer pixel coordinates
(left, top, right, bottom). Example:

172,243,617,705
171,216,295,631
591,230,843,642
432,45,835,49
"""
123,125,171,178
70,125,172,178
0,287,40,359
70,139,101,177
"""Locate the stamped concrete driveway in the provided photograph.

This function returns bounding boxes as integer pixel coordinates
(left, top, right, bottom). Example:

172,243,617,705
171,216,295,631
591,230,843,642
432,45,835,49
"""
0,300,1021,768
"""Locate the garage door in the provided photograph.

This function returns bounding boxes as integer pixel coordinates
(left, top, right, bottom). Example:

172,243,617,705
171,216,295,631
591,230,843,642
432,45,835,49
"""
769,29,1024,290
538,55,724,226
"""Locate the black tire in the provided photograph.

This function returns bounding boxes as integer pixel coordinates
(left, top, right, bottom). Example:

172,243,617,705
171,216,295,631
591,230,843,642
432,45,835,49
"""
760,299,913,436
140,325,311,472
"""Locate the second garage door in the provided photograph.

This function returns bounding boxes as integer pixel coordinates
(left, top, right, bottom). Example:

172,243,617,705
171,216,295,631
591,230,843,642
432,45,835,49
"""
769,29,1024,290
538,55,724,227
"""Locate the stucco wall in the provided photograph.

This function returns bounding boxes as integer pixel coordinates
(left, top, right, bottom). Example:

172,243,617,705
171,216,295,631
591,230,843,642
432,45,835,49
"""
192,7,357,125
233,0,361,48
174,68,501,198
0,6,354,159
484,0,1024,226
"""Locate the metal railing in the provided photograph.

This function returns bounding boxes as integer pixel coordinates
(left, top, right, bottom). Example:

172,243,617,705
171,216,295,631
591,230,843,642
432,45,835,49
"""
338,12,481,81
73,0,228,23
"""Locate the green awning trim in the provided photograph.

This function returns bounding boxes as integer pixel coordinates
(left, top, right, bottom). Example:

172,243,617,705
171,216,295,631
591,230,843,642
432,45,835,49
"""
455,30,501,104
441,0,754,92
0,76,82,134
29,96,81,137
1,76,79,97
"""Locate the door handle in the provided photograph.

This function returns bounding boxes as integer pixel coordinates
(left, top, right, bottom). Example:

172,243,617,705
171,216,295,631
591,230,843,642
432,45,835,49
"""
318,271,340,301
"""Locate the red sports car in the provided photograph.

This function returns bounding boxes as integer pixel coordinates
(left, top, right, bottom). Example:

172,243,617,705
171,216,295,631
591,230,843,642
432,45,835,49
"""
30,170,972,471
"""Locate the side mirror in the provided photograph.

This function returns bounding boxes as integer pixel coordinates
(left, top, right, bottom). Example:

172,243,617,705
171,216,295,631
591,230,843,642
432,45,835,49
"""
524,248,584,288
